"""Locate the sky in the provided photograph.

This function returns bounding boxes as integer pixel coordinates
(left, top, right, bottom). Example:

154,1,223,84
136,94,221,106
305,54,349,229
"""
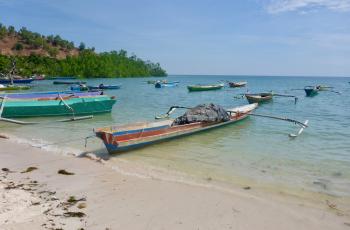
1,0,350,76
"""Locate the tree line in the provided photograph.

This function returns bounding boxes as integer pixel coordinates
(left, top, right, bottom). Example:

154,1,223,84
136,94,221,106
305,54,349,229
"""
0,50,167,77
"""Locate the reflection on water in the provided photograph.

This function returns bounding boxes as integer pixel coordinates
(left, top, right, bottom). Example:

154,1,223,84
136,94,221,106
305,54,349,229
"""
1,75,350,200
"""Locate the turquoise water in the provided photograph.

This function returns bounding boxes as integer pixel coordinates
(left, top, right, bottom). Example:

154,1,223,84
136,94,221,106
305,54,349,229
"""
1,75,349,199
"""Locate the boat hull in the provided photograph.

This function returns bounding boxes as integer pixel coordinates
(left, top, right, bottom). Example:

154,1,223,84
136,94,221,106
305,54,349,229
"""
95,104,257,153
0,96,116,118
304,87,318,97
0,79,34,84
88,85,121,90
245,93,273,104
228,82,247,88
187,84,224,92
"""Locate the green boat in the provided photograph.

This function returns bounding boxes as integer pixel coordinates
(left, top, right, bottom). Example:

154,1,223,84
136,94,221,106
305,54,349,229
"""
0,95,116,118
187,83,224,92
0,85,31,91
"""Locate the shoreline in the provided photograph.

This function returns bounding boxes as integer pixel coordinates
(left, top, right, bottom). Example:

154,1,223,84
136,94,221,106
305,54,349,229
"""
1,136,349,229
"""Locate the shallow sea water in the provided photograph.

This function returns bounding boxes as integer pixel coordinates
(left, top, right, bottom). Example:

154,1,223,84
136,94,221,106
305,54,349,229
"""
1,75,349,200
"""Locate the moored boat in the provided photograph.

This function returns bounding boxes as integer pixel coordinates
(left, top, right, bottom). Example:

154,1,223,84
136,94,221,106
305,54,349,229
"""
71,84,89,91
53,81,86,85
304,86,319,97
245,93,273,104
88,84,121,90
0,95,116,118
155,81,179,88
94,103,257,153
0,78,34,84
187,83,224,92
147,80,167,84
228,81,247,88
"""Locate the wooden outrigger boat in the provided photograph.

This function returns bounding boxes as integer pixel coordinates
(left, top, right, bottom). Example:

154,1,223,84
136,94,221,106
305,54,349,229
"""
245,93,273,104
95,103,257,153
0,95,116,118
304,86,319,97
187,83,224,92
88,84,122,90
155,81,179,88
228,81,247,88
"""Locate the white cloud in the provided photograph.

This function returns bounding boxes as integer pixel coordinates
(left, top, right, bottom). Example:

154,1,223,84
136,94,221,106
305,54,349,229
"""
267,0,350,13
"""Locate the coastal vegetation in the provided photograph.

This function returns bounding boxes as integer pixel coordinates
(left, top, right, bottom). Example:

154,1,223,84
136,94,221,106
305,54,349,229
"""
0,23,167,77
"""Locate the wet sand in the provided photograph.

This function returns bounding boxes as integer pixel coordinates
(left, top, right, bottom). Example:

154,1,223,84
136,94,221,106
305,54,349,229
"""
0,137,349,230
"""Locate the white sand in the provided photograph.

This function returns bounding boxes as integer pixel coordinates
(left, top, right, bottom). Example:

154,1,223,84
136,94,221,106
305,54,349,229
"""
0,138,349,230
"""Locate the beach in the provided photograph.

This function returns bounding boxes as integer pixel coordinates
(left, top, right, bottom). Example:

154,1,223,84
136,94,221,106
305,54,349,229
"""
1,137,349,230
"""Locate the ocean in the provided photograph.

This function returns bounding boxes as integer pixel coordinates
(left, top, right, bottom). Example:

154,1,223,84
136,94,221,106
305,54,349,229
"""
1,75,349,202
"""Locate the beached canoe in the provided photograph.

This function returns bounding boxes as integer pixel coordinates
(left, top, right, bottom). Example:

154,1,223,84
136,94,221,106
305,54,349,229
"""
88,84,121,90
53,81,86,85
95,103,257,153
245,93,273,104
304,86,319,97
0,95,116,118
187,83,224,92
155,82,179,88
0,91,103,100
0,78,34,84
0,85,31,91
228,81,247,88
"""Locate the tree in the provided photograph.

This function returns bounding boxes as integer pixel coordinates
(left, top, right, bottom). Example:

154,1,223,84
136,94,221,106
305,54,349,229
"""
12,43,23,51
7,26,15,35
78,42,85,51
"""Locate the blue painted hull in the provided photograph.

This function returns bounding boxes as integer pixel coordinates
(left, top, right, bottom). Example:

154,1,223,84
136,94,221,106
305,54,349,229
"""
0,79,34,84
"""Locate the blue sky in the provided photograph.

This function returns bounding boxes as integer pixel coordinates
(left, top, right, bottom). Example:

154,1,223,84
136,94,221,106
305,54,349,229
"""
1,0,350,76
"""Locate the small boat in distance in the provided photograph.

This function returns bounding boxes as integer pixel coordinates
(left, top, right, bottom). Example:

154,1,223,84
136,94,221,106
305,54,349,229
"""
0,78,34,84
88,84,121,90
51,77,77,80
304,86,319,97
147,80,167,84
155,81,179,88
95,103,257,153
53,81,87,85
187,83,224,92
228,81,247,88
245,93,273,104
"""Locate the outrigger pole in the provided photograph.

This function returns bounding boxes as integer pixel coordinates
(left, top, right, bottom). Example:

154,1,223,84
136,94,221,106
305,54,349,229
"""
156,105,309,137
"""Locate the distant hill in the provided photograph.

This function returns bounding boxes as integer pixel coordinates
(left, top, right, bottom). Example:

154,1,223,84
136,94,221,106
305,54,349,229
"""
0,23,167,77
0,24,82,59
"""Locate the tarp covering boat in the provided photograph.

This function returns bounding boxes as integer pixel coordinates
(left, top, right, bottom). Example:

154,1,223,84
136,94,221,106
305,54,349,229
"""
172,103,230,125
